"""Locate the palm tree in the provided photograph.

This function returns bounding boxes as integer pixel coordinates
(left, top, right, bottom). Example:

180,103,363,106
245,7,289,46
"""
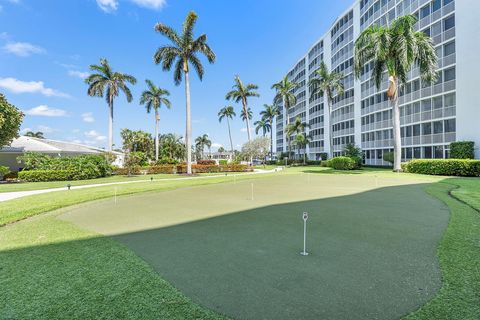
154,11,215,174
294,133,310,165
354,14,437,171
254,119,270,137
308,61,344,159
85,58,137,152
240,106,252,123
218,106,236,154
25,131,44,139
139,80,172,161
272,76,298,157
226,76,259,142
286,116,309,160
260,104,280,159
195,134,211,160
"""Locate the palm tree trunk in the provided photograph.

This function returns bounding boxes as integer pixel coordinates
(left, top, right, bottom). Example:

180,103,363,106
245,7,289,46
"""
284,97,290,159
303,147,306,165
270,118,274,160
108,97,113,152
184,69,192,174
243,99,252,142
227,117,234,154
155,109,159,161
327,96,333,159
391,78,402,172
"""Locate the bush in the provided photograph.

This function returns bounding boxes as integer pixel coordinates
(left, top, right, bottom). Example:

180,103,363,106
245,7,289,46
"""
402,159,480,177
18,170,73,182
0,166,10,179
113,167,141,175
155,157,179,165
305,160,321,166
146,165,176,174
175,164,251,174
3,171,18,180
383,152,394,164
219,160,228,165
220,164,252,172
197,160,216,165
450,141,475,159
328,156,357,170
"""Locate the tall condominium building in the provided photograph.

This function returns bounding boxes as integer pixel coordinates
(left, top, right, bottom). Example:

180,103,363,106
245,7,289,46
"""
275,0,480,164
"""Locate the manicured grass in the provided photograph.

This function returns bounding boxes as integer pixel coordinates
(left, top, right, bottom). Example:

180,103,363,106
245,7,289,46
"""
0,172,275,226
0,172,227,193
0,168,479,319
405,178,480,319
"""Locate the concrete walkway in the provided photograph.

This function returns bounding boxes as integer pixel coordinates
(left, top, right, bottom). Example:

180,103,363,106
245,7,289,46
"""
0,168,283,203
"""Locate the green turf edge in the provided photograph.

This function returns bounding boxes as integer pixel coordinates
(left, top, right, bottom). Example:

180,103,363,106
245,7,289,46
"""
0,173,276,227
0,216,228,319
404,179,480,319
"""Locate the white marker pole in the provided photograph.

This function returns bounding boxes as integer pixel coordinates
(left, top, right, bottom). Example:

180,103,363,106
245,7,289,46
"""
301,212,309,256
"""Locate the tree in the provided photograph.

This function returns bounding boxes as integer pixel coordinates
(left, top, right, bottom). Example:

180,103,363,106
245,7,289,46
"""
260,104,279,159
25,131,44,139
354,14,437,171
254,119,270,137
240,106,252,123
0,94,24,147
272,76,298,157
308,61,344,159
154,11,215,175
294,133,310,165
218,146,225,153
226,75,259,142
286,116,309,159
195,134,211,160
241,137,270,163
140,79,171,161
218,106,236,153
120,129,154,159
85,58,137,152
158,133,185,163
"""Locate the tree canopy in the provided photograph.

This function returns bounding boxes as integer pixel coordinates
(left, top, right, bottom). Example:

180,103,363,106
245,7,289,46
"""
0,94,24,147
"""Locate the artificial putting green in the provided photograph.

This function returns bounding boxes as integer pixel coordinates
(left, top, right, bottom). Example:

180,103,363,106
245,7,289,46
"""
59,173,449,320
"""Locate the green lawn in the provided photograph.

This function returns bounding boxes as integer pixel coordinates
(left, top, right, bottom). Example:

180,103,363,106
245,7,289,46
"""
0,168,479,319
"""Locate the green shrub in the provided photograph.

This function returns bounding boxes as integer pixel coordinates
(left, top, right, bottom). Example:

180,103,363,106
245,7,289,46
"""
328,156,357,170
305,160,321,166
197,160,216,165
402,159,480,177
219,160,228,165
450,141,475,159
0,166,10,179
146,165,176,174
383,152,394,164
18,170,73,182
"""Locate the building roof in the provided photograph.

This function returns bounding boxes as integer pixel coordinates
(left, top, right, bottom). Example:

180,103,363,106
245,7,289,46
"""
0,136,123,155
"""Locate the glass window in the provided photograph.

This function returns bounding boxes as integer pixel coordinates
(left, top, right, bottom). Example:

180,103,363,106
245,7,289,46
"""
406,148,413,159
414,147,421,159
433,96,443,109
444,119,456,132
444,93,455,107
420,4,430,18
422,99,432,111
424,146,433,158
444,0,453,5
434,146,444,159
444,67,456,82
422,122,432,135
433,121,443,134
413,124,421,136
444,41,455,56
444,15,455,31
406,126,412,137
432,0,441,11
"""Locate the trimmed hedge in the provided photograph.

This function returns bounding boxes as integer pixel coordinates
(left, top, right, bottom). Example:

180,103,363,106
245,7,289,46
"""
197,160,216,165
402,159,480,177
18,170,73,182
146,165,176,174
450,141,475,159
328,157,357,170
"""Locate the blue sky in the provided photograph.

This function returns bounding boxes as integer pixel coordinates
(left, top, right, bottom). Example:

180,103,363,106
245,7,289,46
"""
0,0,352,150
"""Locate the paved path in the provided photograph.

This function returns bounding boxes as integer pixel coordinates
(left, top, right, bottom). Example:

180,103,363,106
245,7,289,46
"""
0,168,282,202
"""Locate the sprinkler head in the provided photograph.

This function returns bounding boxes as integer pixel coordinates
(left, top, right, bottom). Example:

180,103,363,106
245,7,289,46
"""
67,184,71,190
150,177,153,181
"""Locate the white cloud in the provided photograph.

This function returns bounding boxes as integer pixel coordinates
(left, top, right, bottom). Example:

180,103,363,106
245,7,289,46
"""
0,77,69,97
3,42,45,57
24,105,68,117
81,112,95,123
0,32,8,40
68,70,89,79
37,125,55,133
96,0,118,12
72,129,80,133
211,143,223,148
84,130,106,141
130,0,166,10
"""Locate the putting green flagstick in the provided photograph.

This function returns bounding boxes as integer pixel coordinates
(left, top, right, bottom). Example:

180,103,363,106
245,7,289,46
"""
301,212,309,256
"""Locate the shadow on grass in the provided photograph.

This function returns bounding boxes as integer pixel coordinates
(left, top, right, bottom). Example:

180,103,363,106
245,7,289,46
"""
302,168,363,174
1,183,450,320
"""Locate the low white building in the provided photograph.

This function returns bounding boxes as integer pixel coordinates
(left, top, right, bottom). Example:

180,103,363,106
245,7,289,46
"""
206,151,234,163
0,136,124,171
